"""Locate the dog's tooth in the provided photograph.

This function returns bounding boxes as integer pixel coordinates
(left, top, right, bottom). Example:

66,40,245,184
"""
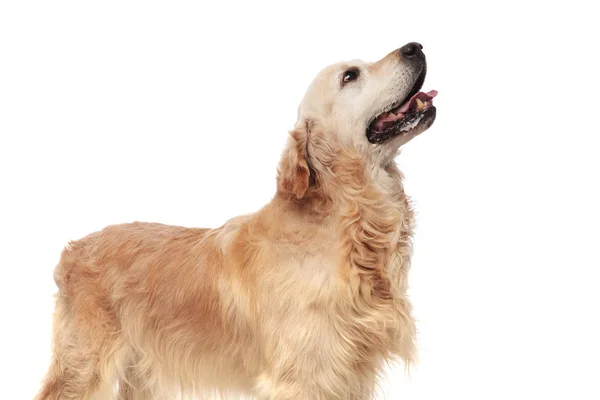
416,98,425,110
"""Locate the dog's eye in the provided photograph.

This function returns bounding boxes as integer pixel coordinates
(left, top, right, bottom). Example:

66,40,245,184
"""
341,68,360,85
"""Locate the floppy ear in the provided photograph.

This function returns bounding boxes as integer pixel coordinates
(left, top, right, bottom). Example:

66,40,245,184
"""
277,122,312,199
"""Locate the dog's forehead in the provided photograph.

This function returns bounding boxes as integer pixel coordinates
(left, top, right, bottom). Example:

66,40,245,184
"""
298,58,371,116
307,59,368,91
317,59,368,78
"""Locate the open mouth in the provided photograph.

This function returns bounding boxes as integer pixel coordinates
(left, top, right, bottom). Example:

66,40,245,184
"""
366,89,438,144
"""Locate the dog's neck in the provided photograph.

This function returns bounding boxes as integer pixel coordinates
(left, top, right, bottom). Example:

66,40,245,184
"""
275,151,408,216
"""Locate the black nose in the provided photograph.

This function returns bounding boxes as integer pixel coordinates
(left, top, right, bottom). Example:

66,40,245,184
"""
400,42,424,59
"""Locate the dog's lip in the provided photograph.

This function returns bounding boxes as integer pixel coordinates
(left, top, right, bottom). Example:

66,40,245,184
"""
366,106,437,144
367,90,437,133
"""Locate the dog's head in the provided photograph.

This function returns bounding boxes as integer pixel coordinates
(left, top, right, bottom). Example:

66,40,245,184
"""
278,43,437,199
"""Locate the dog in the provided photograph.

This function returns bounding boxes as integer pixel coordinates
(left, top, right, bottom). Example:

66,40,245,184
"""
36,42,437,400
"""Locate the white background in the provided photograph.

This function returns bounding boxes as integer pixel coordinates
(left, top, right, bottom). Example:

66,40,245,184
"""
1,1,599,399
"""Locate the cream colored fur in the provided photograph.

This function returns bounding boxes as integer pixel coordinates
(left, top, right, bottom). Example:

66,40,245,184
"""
36,46,433,400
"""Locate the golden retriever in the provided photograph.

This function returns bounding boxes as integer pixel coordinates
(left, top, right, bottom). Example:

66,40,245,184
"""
37,42,437,400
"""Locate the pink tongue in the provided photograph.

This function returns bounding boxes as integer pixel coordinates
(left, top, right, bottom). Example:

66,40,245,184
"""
396,90,438,113
372,90,438,131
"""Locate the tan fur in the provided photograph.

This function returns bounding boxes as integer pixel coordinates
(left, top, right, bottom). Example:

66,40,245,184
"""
37,46,432,399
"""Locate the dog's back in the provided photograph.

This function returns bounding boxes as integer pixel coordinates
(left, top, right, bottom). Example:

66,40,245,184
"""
41,222,258,399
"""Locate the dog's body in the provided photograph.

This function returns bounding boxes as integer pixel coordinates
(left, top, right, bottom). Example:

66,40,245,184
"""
37,43,436,399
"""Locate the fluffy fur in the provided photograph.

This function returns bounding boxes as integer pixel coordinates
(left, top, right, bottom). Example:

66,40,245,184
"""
37,46,433,399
